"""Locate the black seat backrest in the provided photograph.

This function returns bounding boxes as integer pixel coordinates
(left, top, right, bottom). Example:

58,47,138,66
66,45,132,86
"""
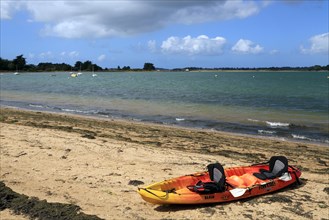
187,162,226,194
207,162,226,192
253,156,288,180
269,156,288,176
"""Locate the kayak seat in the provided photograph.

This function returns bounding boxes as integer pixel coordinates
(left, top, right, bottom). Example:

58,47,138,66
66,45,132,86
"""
253,156,288,180
187,162,226,194
227,173,259,188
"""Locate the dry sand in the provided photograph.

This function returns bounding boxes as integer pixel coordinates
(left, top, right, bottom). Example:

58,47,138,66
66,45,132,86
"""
0,107,328,219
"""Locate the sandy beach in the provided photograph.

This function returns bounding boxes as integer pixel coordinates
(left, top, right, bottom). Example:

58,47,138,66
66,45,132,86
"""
0,107,328,219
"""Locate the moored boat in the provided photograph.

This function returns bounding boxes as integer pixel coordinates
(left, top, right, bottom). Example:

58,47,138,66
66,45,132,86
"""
70,73,78,78
138,156,301,204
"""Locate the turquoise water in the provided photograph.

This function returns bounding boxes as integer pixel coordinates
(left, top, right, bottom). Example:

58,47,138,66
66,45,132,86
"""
1,71,328,143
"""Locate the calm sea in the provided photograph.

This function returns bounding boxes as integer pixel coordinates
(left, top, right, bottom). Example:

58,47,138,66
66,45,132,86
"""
1,71,328,144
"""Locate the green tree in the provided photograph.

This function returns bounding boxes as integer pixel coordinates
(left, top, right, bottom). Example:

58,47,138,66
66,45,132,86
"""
0,58,10,70
74,61,83,71
122,66,130,70
143,62,155,71
82,60,93,71
13,54,26,70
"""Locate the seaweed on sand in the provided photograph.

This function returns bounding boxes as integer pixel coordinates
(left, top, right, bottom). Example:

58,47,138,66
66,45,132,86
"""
0,181,103,220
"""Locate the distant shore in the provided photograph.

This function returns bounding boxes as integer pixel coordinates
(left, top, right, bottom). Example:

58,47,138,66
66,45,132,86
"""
0,107,328,219
1,69,328,74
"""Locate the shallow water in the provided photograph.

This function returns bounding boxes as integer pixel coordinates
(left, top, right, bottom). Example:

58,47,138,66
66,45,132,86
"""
1,71,328,143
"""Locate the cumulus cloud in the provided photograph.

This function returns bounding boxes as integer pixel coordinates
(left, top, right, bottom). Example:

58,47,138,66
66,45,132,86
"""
97,54,106,62
231,39,264,54
0,0,23,19
2,0,263,38
300,33,329,54
161,35,226,55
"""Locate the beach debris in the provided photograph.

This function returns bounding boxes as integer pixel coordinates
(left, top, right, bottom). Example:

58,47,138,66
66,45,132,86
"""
81,133,96,139
162,168,172,172
317,158,328,167
15,151,27,158
318,201,328,209
107,172,122,176
324,187,329,195
128,180,144,186
199,207,216,216
0,181,103,220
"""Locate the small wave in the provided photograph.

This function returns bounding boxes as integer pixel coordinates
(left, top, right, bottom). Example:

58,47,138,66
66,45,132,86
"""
248,118,260,123
175,118,185,122
29,104,45,108
62,108,78,112
266,121,290,128
291,134,314,141
97,111,110,116
258,130,276,134
61,108,96,114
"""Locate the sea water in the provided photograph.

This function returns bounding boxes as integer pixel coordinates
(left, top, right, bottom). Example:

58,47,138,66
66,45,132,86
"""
0,71,328,144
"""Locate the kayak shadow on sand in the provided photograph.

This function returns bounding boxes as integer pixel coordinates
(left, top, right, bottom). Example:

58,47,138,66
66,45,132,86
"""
154,178,306,213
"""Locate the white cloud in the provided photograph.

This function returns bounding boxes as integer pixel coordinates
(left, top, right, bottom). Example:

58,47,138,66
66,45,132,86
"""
2,0,263,38
68,51,79,58
28,53,35,58
97,54,106,62
232,39,264,54
300,33,329,54
39,51,53,59
60,51,79,58
161,35,226,55
269,49,279,55
0,0,23,19
148,40,157,53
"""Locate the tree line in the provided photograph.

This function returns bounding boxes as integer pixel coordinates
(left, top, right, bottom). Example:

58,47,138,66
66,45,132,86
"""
0,55,156,72
173,65,329,72
0,55,327,72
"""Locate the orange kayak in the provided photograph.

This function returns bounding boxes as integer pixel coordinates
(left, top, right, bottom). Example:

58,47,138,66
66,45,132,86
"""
138,163,301,205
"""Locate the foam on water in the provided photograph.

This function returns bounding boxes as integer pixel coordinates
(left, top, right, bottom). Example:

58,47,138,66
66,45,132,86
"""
266,121,290,128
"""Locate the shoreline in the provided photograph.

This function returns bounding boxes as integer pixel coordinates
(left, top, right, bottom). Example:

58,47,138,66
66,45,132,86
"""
0,107,328,219
1,104,328,147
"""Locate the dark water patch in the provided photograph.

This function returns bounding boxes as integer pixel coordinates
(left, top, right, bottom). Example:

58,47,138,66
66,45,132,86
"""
0,181,103,220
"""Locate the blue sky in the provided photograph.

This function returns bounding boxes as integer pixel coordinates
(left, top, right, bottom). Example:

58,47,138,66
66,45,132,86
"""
1,0,328,69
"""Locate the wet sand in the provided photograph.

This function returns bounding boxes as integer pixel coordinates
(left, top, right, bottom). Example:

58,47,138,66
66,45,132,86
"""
0,107,328,219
